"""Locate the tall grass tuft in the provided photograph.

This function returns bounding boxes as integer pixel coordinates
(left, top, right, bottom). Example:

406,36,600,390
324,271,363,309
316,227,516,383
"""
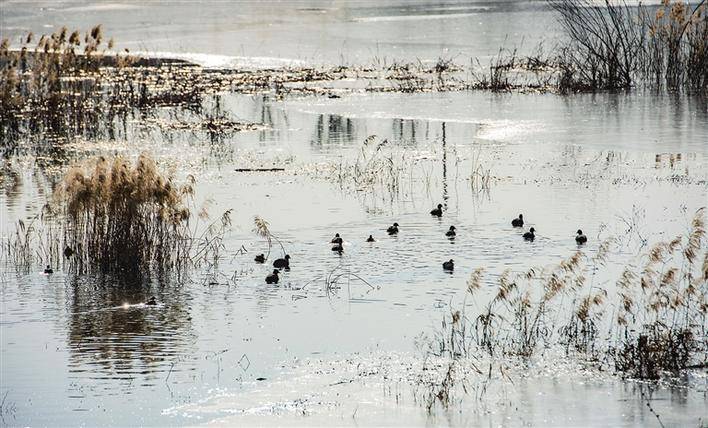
55,154,196,276
549,0,707,91
609,207,707,378
422,207,706,387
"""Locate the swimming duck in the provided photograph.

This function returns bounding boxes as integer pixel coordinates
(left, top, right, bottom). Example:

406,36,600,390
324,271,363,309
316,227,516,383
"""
387,223,399,235
273,255,290,269
523,227,535,241
254,254,266,263
43,265,53,274
146,296,157,306
430,203,443,217
366,235,375,242
63,246,74,258
445,226,456,237
575,229,587,245
442,259,454,271
265,269,279,284
331,243,344,253
331,233,343,244
512,214,524,228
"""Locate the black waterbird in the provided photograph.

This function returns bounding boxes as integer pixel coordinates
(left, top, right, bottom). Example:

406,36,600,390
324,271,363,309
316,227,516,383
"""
265,269,279,284
273,255,290,269
576,229,588,245
512,214,524,228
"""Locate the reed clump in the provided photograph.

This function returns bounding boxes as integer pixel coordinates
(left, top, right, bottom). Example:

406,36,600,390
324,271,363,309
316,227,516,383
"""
422,207,706,389
549,0,707,92
4,154,232,278
1,25,125,115
53,154,194,276
1,26,132,147
609,207,707,378
334,135,409,202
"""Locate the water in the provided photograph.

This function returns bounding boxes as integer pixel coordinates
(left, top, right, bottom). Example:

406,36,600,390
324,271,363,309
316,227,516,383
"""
2,0,559,66
1,1,707,426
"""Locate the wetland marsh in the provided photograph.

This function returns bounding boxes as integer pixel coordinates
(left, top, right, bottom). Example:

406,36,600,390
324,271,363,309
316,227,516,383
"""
1,1,706,426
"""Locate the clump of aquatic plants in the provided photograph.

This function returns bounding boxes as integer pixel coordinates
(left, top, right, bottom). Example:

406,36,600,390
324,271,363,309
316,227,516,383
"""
470,44,560,92
0,27,267,152
55,154,196,276
5,154,231,278
549,0,708,92
419,208,706,412
609,208,707,378
1,26,129,142
332,135,411,203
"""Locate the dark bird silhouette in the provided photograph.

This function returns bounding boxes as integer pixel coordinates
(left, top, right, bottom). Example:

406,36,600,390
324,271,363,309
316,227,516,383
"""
512,214,524,228
273,255,290,269
265,269,280,284
430,203,443,217
443,259,454,271
43,265,53,274
366,235,375,242
387,222,399,235
331,243,344,253
63,246,74,258
331,233,343,244
523,227,536,241
445,226,456,237
146,296,157,306
254,254,265,263
575,229,588,245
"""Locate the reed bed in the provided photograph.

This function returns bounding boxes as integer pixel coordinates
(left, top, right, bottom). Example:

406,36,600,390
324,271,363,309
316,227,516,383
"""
54,154,195,276
420,208,706,412
549,0,708,92
0,27,268,151
4,154,231,279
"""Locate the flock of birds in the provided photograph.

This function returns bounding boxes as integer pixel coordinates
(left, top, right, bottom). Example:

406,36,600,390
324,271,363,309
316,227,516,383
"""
256,204,588,284
37,203,589,307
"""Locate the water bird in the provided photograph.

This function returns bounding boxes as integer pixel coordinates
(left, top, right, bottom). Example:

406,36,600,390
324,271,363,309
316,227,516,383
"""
273,255,290,269
443,259,454,271
576,229,588,245
430,203,443,217
366,235,375,242
523,227,536,241
63,246,74,258
265,269,279,284
331,243,344,253
331,233,343,244
254,254,265,263
146,296,157,306
387,223,399,235
445,226,456,237
43,265,53,274
512,214,524,228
